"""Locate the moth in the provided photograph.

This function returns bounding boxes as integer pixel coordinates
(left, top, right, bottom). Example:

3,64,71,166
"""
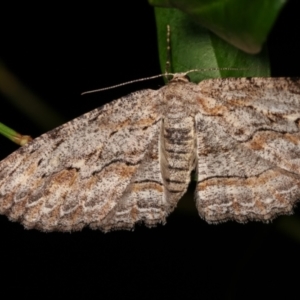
1,74,300,232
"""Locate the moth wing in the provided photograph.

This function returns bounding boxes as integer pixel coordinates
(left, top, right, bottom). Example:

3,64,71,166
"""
195,77,300,223
0,89,168,232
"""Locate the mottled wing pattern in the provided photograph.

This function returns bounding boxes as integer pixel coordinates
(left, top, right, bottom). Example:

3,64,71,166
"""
2,75,300,232
0,89,172,232
196,78,300,223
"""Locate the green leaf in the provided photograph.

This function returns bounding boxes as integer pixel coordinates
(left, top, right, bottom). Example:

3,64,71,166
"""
150,0,287,54
154,7,270,83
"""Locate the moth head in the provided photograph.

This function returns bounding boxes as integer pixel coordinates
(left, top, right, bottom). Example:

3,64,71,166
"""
169,73,190,83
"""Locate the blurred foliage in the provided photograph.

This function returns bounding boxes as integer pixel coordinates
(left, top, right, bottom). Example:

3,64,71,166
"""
154,7,270,83
0,60,64,130
150,0,286,53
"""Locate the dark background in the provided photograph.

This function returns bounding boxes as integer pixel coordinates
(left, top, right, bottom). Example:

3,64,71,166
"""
0,1,300,299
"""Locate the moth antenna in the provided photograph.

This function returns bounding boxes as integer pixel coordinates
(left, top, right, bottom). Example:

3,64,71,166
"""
165,25,172,80
82,25,175,96
81,74,167,95
185,67,250,76
81,67,251,95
